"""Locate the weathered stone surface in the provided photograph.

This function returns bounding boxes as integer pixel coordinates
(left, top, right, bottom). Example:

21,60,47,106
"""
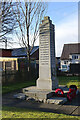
23,86,54,101
47,97,67,105
36,16,58,90
58,85,67,88
13,93,26,100
23,86,70,103
23,16,58,102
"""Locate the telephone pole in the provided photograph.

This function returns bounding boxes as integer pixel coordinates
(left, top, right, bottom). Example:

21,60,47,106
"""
0,37,7,49
5,39,7,49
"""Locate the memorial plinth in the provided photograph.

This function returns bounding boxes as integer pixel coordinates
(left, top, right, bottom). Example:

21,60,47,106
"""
37,16,58,90
23,16,58,101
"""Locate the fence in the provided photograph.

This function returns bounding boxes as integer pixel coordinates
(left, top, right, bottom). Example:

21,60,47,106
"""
69,63,80,75
2,58,39,85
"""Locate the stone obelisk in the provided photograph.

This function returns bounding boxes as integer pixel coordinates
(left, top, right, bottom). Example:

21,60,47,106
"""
37,16,58,90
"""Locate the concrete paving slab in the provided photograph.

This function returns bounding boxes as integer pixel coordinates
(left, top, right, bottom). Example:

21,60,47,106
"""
2,98,22,106
15,100,61,109
39,102,61,111
57,105,78,115
2,90,80,116
13,93,26,100
65,93,80,106
12,99,78,115
72,106,80,116
13,100,62,113
13,100,38,108
2,90,22,99
47,97,67,104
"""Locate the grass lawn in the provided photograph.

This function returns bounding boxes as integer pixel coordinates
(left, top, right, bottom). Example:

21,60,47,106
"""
2,80,36,94
2,76,80,119
2,76,80,94
58,76,80,88
2,106,80,119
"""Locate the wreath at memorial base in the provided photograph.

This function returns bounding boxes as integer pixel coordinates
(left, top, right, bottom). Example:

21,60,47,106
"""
67,85,77,101
55,85,77,101
55,88,64,97
69,85,77,91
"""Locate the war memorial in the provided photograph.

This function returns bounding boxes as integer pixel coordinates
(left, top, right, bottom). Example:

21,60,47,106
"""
23,16,59,102
22,16,78,104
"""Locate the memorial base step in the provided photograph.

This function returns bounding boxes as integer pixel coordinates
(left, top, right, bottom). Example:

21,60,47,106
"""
47,97,67,105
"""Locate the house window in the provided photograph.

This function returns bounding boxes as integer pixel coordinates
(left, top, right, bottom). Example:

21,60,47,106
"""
72,56,74,59
64,61,66,64
76,56,78,59
72,55,78,60
64,61,68,64
62,65,67,69
5,61,12,70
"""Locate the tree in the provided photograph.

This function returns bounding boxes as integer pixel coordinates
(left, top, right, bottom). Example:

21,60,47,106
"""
13,1,47,80
0,1,18,48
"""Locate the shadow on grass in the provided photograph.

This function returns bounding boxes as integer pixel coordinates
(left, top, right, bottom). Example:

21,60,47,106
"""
2,106,80,119
3,76,80,94
57,76,80,88
2,80,36,94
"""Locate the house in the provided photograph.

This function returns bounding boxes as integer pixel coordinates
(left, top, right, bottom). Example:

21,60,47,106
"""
30,46,39,60
12,46,61,67
56,57,60,70
60,43,80,72
11,46,39,70
12,46,39,60
0,49,12,57
0,49,18,71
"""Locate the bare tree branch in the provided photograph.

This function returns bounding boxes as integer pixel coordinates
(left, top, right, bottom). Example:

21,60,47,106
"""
12,1,47,73
0,1,18,48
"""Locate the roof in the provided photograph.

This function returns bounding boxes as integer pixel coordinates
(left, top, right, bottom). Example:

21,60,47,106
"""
61,43,80,60
12,46,39,57
30,46,39,55
12,48,27,57
0,49,12,51
56,57,60,59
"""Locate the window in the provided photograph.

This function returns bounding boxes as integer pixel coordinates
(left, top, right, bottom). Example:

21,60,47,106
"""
76,56,78,59
62,65,67,69
64,61,66,64
5,61,12,70
72,56,74,59
64,61,68,64
72,55,78,60
74,56,76,59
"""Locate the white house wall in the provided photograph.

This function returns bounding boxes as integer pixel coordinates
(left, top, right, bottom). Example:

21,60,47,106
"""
60,54,80,72
60,60,71,71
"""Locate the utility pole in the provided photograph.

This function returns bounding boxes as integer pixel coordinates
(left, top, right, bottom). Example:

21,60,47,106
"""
0,37,7,49
5,39,7,49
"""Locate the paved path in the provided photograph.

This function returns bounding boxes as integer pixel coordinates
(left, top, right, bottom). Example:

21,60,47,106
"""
2,90,80,116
